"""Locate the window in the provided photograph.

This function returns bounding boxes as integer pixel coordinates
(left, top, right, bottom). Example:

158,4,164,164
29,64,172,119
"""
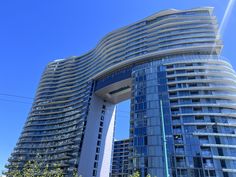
194,107,202,112
174,135,183,144
99,127,102,133
176,157,186,167
195,115,204,120
94,162,98,168
175,146,184,154
201,147,211,156
97,141,101,146
96,147,100,153
93,170,97,176
98,134,102,139
192,98,200,103
199,136,209,144
203,158,214,168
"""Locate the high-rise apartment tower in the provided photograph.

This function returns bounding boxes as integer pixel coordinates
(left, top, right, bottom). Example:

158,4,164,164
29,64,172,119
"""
111,139,130,177
7,7,236,177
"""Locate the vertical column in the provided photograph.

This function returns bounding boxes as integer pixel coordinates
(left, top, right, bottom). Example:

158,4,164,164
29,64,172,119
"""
78,94,116,177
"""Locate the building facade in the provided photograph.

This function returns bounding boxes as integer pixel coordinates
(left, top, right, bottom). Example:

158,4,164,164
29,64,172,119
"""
111,139,130,177
7,7,236,177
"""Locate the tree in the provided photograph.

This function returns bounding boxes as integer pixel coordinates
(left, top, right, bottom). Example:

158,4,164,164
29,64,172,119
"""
6,161,158,177
72,169,82,177
3,165,21,177
41,164,51,177
22,160,41,177
4,161,65,177
129,172,155,177
130,171,140,177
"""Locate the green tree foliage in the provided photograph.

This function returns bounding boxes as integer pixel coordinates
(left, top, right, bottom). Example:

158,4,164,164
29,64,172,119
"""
50,164,64,177
3,165,21,177
5,162,154,177
41,164,51,177
72,169,82,177
129,171,140,177
129,171,155,177
4,160,66,177
22,160,41,177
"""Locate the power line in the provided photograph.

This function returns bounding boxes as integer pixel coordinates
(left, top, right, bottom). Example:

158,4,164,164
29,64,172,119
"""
0,93,33,100
0,98,131,112
0,98,32,104
0,94,131,113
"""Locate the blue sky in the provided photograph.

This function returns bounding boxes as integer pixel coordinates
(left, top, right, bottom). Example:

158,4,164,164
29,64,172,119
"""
0,0,235,173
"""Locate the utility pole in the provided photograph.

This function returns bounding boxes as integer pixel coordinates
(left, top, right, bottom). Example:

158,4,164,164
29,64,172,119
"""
160,99,170,177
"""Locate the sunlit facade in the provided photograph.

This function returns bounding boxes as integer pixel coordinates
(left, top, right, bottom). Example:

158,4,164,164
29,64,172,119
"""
7,7,236,177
